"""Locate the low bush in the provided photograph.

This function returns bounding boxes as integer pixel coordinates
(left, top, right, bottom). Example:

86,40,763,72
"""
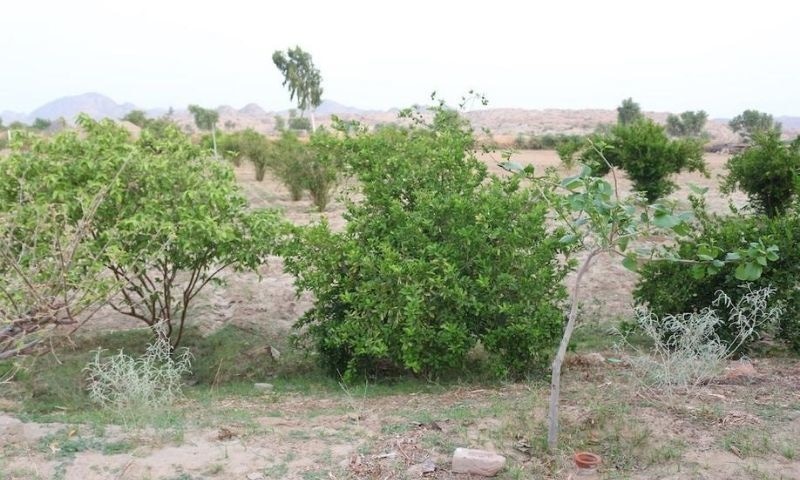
621,287,781,394
513,133,586,151
578,119,706,202
634,209,800,352
84,328,192,411
284,107,569,380
271,130,312,200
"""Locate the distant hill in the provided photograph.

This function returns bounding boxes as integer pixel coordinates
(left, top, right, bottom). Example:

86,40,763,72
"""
777,116,800,131
4,92,798,145
32,92,135,122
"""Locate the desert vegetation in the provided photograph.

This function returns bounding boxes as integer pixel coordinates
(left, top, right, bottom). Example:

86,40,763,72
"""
1,83,800,479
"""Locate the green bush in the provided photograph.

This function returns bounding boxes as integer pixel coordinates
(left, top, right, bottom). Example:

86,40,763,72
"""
579,119,706,202
283,109,568,380
1,117,284,349
513,133,586,151
634,210,800,352
722,132,800,217
271,131,312,200
305,129,343,211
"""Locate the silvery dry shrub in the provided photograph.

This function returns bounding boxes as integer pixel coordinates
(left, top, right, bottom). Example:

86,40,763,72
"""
621,286,781,393
84,329,193,410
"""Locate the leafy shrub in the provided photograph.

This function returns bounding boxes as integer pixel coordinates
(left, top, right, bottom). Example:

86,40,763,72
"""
621,287,781,393
722,132,800,217
283,108,568,380
579,119,706,202
305,129,343,211
617,97,643,125
85,328,192,411
729,109,782,141
634,210,800,351
666,110,708,138
271,130,312,200
1,116,285,348
513,133,585,151
289,116,312,132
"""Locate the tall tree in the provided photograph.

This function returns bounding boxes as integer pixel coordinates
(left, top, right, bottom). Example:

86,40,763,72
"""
617,97,643,125
272,46,323,131
188,104,220,158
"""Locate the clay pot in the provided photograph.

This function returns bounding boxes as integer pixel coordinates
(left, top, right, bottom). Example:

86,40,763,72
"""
574,451,601,470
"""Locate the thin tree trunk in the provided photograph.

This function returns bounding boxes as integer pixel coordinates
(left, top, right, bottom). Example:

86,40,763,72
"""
547,249,601,450
310,110,316,133
211,125,219,159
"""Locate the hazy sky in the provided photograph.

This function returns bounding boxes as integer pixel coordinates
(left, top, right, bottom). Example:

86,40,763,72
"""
2,0,797,117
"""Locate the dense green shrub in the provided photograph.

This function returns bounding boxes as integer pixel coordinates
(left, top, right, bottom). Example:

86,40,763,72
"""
617,97,643,125
513,133,586,151
634,209,800,352
305,129,343,211
283,109,569,380
729,109,782,141
579,119,706,202
666,110,708,138
1,117,284,348
722,132,800,217
271,130,312,200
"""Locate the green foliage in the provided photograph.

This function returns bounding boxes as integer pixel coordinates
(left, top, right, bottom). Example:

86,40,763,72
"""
271,130,312,200
272,46,323,113
722,131,800,217
617,97,643,125
1,116,286,348
31,117,52,131
729,109,782,141
666,111,708,138
274,115,286,132
289,115,312,132
304,129,343,211
187,104,219,131
283,107,568,380
238,129,274,181
122,110,149,128
634,210,800,351
513,133,586,151
579,119,706,202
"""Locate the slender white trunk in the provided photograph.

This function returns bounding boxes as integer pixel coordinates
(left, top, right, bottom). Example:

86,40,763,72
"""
211,125,218,159
547,249,601,450
310,110,316,133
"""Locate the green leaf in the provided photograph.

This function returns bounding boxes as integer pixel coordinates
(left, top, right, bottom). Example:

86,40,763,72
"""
653,213,681,229
499,161,523,173
559,234,576,244
688,183,709,195
735,262,763,281
725,252,741,261
622,254,638,272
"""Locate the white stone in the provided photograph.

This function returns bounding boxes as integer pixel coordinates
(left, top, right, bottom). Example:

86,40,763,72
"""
246,472,265,480
451,448,506,476
253,383,274,392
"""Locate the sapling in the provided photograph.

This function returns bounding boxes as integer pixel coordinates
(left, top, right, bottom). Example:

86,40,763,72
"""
503,143,779,450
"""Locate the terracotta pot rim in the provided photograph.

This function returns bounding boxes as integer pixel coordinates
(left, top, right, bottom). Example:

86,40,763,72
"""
574,451,602,468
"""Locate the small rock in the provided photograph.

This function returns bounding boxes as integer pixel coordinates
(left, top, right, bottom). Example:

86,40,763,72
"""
246,472,265,480
254,383,274,392
407,458,436,476
451,448,506,477
722,360,757,382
